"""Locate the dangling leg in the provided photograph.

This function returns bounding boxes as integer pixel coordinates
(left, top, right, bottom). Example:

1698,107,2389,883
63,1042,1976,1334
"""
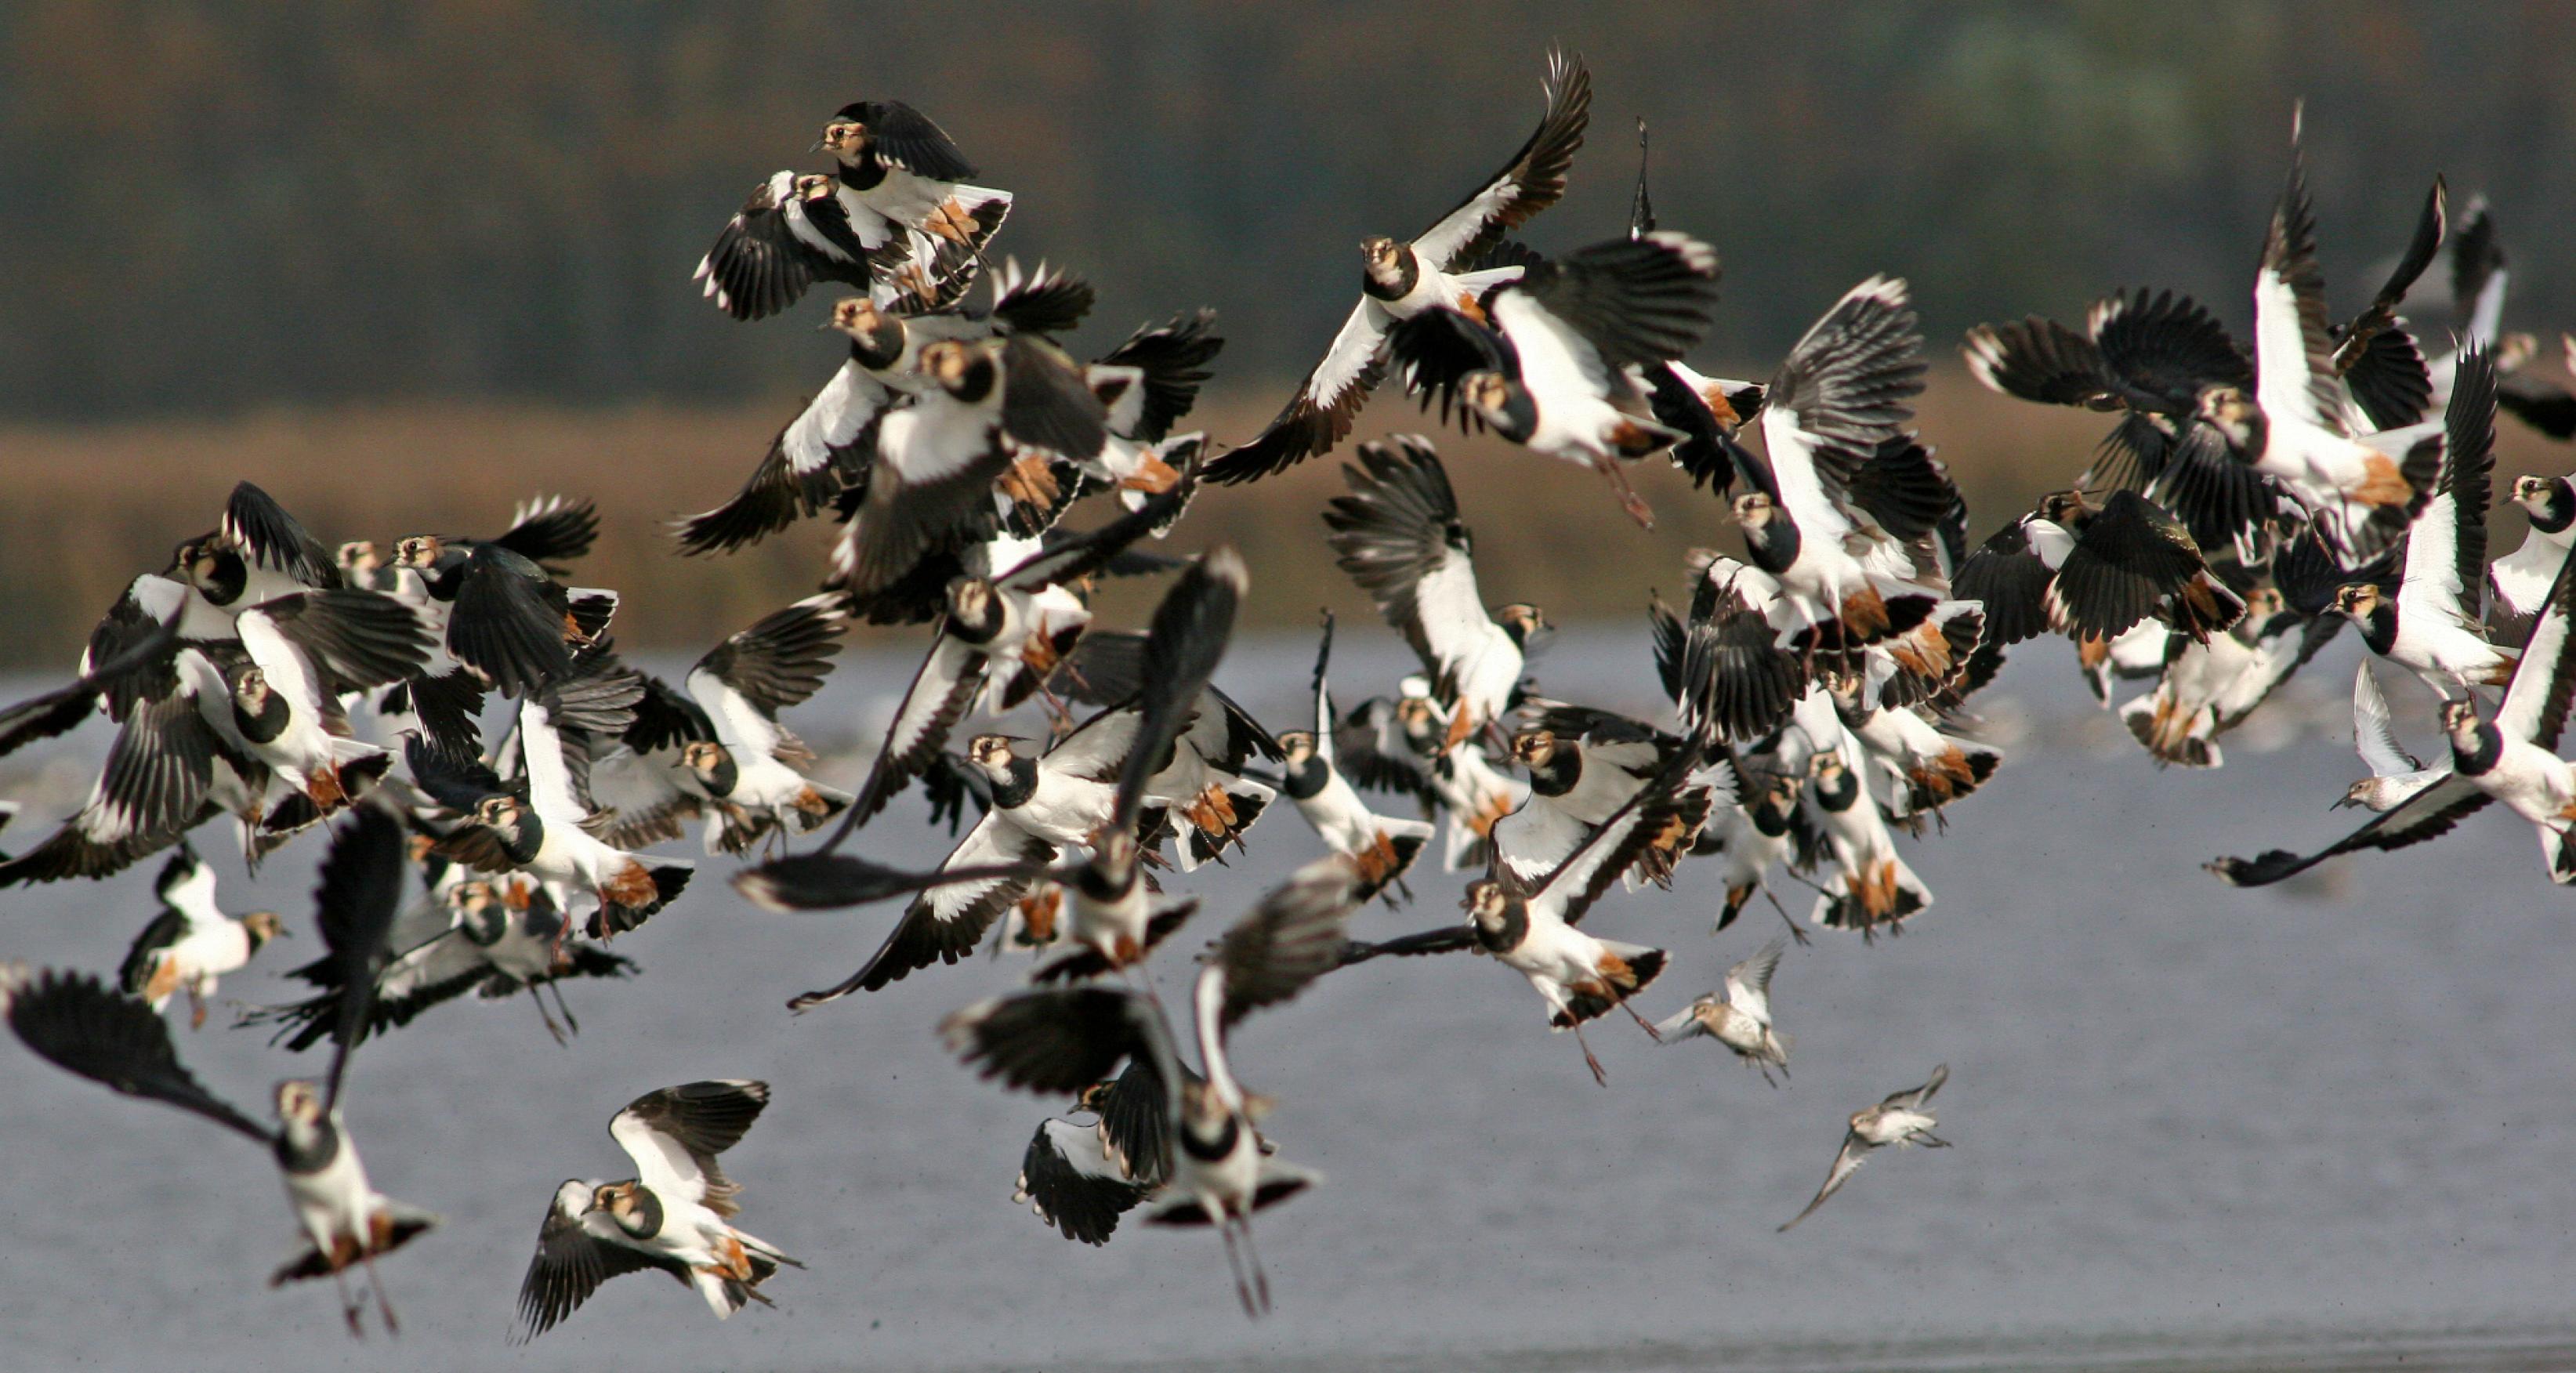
1218,1215,1258,1317
330,1263,364,1338
1593,456,1655,529
546,977,582,1036
1236,1214,1274,1316
1763,886,1811,945
360,1244,400,1334
1571,1020,1608,1087
531,985,569,1046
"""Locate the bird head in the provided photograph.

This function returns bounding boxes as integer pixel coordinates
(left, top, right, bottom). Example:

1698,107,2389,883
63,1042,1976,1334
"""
2332,780,2376,810
1177,1078,1230,1134
1731,491,1776,531
473,794,526,832
2331,583,2383,620
1360,236,1415,299
946,577,999,634
2036,489,2093,526
1509,729,1558,770
241,911,288,945
922,339,995,400
337,541,384,574
2441,696,2484,743
230,664,271,712
172,537,242,601
1461,370,1534,440
793,173,837,203
966,734,1024,780
1495,603,1551,650
2195,385,2259,447
680,741,734,791
1276,730,1318,766
273,1079,324,1125
393,534,444,569
819,116,868,161
830,296,907,368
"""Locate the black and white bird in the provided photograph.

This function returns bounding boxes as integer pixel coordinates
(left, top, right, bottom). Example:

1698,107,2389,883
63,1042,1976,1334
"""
943,854,1364,1315
2195,116,2442,561
1690,762,1806,939
117,845,286,1029
678,595,855,853
831,484,1199,838
1208,49,1589,484
390,517,618,712
1324,437,1548,748
2491,472,2576,642
816,100,1012,258
1963,288,2275,555
1084,310,1224,505
2429,197,2576,440
2118,579,2339,770
1493,705,1688,886
1952,489,2245,654
1273,614,1434,899
405,665,694,938
513,1080,802,1341
1654,936,1791,1085
675,263,1099,556
695,170,946,323
1777,1063,1951,1232
829,334,1109,600
2330,348,2513,699
1802,744,1931,936
2339,662,2445,812
1727,278,1948,651
752,552,1248,1002
243,869,635,1050
1389,230,1723,526
1,809,434,1335
2208,538,2576,887
1347,775,1704,1085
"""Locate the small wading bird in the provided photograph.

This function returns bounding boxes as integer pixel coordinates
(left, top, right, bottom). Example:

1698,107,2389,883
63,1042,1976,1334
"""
1655,936,1791,1085
1779,1064,1951,1232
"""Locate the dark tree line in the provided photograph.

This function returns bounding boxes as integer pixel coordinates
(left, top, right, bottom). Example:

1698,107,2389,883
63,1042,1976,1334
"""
3,2,2571,422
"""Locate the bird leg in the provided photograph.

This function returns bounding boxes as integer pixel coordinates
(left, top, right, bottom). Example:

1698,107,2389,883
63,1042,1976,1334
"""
331,1264,364,1339
360,1246,400,1335
1218,1215,1259,1317
1572,1021,1609,1087
1762,886,1812,945
1236,1215,1274,1316
547,979,582,1037
1593,456,1656,529
187,986,209,1031
531,985,569,1047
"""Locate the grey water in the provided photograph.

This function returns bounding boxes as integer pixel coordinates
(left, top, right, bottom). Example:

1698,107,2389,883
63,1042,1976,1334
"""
4,629,2575,1373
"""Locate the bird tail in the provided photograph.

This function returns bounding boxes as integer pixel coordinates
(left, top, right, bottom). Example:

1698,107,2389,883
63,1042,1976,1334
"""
2119,690,2219,769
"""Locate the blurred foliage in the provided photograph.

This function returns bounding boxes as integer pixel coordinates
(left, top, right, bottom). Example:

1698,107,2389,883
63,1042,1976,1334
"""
2,1,2571,418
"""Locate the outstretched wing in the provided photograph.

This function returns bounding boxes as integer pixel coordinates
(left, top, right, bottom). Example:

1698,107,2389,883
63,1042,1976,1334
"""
0,965,273,1143
1205,300,1389,484
1778,1132,1869,1233
1413,48,1591,270
610,1079,772,1218
513,1180,678,1343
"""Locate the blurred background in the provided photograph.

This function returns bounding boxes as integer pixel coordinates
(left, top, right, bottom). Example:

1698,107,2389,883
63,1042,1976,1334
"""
3,0,2572,665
